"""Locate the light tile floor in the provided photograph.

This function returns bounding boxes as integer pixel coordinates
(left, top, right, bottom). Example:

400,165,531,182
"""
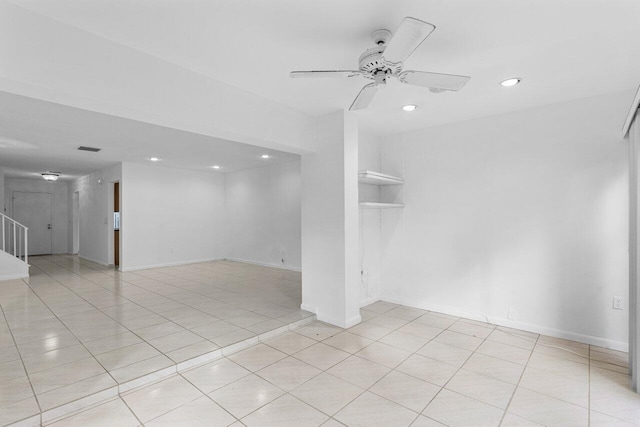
0,257,640,427
0,255,312,426
48,301,640,427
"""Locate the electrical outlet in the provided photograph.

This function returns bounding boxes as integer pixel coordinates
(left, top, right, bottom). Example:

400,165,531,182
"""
507,309,518,321
613,296,624,310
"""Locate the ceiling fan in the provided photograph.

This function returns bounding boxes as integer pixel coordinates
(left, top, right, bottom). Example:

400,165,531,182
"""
290,17,470,111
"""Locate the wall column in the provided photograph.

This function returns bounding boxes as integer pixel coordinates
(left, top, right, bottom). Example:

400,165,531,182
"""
629,114,640,392
0,167,4,213
301,110,360,328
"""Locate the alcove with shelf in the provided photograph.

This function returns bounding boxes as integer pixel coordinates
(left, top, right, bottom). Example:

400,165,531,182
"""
358,170,404,208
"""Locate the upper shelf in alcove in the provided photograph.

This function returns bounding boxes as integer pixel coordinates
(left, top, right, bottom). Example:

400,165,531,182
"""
358,170,404,185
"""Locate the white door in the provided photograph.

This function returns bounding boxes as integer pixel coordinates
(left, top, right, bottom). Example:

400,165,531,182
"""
12,192,52,256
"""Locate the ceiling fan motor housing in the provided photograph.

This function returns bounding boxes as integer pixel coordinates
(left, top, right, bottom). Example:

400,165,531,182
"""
358,46,403,76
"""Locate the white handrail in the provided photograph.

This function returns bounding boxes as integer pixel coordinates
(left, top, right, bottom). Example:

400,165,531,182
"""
0,212,29,265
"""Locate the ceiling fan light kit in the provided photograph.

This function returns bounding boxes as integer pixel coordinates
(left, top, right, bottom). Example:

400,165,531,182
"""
290,17,471,111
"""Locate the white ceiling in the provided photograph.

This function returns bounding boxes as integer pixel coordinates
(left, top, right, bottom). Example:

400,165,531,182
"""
0,92,299,180
10,0,640,135
1,0,639,180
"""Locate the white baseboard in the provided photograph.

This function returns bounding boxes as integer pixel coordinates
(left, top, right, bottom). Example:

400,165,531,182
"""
316,312,361,328
120,257,225,272
301,303,361,328
224,257,301,272
300,303,317,314
359,296,380,308
343,314,362,328
0,272,29,281
78,255,109,266
381,295,629,352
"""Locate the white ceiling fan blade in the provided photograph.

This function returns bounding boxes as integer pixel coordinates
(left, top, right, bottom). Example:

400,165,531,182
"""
399,70,470,91
349,83,379,111
290,70,362,78
382,17,435,64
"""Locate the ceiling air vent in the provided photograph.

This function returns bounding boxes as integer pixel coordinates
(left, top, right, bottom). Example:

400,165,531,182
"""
77,146,101,152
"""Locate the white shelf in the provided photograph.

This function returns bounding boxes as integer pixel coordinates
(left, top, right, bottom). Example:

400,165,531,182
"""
359,202,405,209
358,170,404,185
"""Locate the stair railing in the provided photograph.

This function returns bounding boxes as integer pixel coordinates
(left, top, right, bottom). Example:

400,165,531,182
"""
1,212,28,265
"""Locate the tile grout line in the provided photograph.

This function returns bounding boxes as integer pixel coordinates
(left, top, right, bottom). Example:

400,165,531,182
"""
15,264,622,426
8,256,310,426
113,397,145,427
419,318,497,422
498,332,540,426
0,303,44,426
44,254,295,333
588,344,591,426
30,255,305,368
261,313,470,424
16,316,315,427
15,263,124,393
358,316,458,423
366,311,546,421
176,372,242,425
46,254,302,356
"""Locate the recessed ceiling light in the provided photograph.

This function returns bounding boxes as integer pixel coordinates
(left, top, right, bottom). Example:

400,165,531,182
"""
402,104,417,112
500,78,522,87
148,157,160,162
261,154,270,159
212,165,221,169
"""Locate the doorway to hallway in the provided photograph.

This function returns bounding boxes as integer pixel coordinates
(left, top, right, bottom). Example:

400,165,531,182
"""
114,181,120,267
72,191,80,254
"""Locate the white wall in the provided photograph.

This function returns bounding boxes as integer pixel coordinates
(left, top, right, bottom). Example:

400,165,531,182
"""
378,91,630,349
0,250,28,280
358,132,383,306
69,164,122,265
0,2,314,155
0,167,4,213
225,160,301,270
301,111,360,327
4,177,69,254
120,162,225,271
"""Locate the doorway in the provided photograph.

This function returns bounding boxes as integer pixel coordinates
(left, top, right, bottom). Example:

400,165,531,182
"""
114,182,120,267
72,191,80,254
12,191,52,256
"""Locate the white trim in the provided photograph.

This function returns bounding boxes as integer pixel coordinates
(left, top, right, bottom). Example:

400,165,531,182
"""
0,272,29,281
300,303,362,328
623,84,640,138
382,296,628,352
224,257,301,272
300,303,317,314
359,296,380,308
119,257,225,272
316,312,361,329
343,314,362,328
77,255,109,266
41,387,118,425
